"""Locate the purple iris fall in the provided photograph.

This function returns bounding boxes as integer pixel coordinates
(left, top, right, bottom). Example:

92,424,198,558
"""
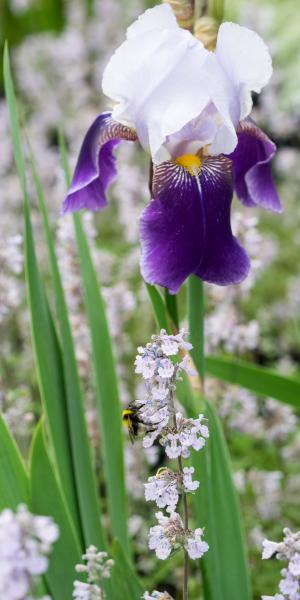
63,4,281,294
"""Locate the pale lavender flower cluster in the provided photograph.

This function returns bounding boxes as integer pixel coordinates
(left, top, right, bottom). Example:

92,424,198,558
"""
132,330,209,566
148,512,208,561
0,504,59,600
73,545,114,600
262,529,300,599
145,466,199,514
134,330,207,455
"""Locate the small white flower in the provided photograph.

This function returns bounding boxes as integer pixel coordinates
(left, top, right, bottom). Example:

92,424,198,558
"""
174,330,193,352
144,469,179,512
151,381,169,401
164,433,181,459
148,524,172,560
178,355,196,377
73,580,103,600
279,569,299,596
135,354,156,379
162,414,209,458
182,467,200,492
262,539,280,560
157,359,174,379
160,337,179,356
0,504,58,600
290,554,300,577
185,528,209,560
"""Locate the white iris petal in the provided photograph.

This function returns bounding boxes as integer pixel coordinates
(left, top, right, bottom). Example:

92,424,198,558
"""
216,22,273,120
102,4,272,162
102,4,209,162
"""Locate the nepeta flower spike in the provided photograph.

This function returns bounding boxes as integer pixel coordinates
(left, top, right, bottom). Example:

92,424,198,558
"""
262,529,300,599
124,330,209,600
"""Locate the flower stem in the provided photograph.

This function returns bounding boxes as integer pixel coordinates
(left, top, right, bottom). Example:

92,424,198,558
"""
178,453,189,600
171,409,189,600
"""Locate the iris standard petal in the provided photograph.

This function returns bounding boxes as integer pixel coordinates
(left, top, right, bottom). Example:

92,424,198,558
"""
216,22,272,120
63,112,137,213
140,156,249,293
102,4,209,163
229,119,282,213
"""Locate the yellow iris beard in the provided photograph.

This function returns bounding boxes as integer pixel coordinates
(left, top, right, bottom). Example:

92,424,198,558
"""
175,153,202,175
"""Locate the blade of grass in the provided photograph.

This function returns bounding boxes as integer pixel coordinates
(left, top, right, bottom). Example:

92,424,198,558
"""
146,284,171,332
164,288,179,329
0,414,28,510
206,355,300,408
111,540,144,600
73,214,129,552
3,44,81,536
192,402,251,600
29,422,82,599
188,275,251,600
59,133,129,553
188,276,205,380
28,144,106,550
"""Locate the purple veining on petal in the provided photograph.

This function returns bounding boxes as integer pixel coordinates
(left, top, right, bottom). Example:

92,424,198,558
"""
195,156,250,286
63,111,137,213
229,118,282,213
140,156,249,293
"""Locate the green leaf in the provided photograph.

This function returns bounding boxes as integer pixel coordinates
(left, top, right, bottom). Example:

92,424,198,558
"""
73,213,129,552
192,403,251,600
188,275,251,600
164,288,179,329
146,284,171,332
188,276,205,380
29,422,82,599
0,414,28,509
3,45,80,535
205,355,300,408
28,145,106,550
111,540,144,600
59,130,128,552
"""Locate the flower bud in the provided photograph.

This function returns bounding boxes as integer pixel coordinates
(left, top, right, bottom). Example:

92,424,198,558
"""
163,0,194,31
194,15,218,50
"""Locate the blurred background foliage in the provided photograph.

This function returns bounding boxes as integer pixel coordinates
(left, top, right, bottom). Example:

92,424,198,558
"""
1,0,300,598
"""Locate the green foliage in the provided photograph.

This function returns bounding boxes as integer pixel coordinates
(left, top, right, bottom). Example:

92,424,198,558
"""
72,213,129,553
28,145,106,550
4,43,82,538
29,422,82,599
0,414,28,510
206,355,300,409
59,134,129,552
193,403,252,600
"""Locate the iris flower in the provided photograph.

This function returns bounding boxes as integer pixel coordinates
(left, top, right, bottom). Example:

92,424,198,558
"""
63,4,281,293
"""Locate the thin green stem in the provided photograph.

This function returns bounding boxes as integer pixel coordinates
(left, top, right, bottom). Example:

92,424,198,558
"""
187,276,205,386
171,408,189,600
178,453,189,600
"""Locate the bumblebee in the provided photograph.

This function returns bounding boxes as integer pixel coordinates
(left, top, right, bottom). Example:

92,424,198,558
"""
122,403,158,444
122,405,144,443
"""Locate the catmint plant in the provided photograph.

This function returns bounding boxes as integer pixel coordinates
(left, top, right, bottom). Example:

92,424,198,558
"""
126,329,209,599
73,546,114,600
0,504,59,600
262,529,300,599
